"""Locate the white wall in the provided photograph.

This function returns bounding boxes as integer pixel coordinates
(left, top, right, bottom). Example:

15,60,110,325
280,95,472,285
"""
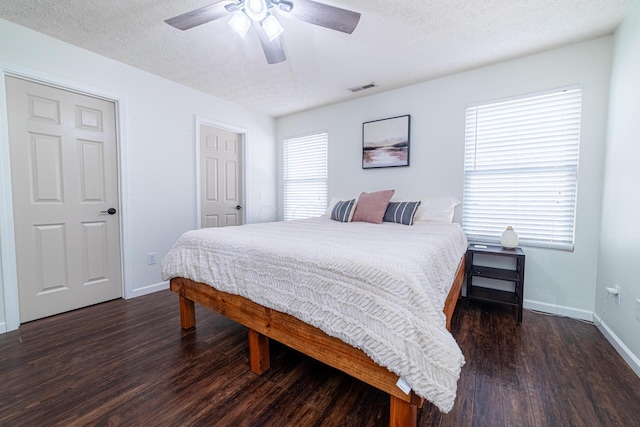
0,19,277,331
277,37,613,320
596,3,640,373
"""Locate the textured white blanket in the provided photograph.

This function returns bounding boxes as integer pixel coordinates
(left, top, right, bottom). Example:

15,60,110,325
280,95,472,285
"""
161,217,468,412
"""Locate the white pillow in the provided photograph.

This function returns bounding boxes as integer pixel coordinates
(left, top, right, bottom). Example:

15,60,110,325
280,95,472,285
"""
325,196,358,221
416,197,460,222
390,196,460,223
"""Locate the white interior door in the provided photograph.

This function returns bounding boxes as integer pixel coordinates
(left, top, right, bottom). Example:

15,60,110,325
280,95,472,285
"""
200,124,243,228
6,76,122,323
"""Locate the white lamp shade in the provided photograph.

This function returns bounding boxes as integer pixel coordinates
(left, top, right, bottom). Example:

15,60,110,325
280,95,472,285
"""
228,11,251,38
262,14,284,41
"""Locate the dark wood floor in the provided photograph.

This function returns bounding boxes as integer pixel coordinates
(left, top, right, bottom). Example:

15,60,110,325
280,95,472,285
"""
1,290,639,427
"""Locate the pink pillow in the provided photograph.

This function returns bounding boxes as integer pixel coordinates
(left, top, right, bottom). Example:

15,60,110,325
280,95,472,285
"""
352,190,395,224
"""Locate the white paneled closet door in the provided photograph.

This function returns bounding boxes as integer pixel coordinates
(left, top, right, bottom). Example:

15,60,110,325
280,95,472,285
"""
200,124,243,228
5,76,122,323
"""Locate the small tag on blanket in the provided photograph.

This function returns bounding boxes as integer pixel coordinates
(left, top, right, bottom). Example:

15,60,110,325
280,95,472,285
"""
396,376,411,395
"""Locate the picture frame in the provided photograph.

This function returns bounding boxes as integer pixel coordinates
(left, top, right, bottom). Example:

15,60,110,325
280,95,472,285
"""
362,115,410,169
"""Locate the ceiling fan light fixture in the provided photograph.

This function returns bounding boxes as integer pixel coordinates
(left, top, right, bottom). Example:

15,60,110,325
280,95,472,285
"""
245,0,268,22
262,14,284,41
228,10,251,38
165,0,362,65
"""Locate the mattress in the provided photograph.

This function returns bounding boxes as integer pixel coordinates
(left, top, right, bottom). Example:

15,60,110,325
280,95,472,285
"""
161,217,468,412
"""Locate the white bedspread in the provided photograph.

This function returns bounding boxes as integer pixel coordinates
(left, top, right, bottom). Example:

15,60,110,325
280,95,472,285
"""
161,217,468,412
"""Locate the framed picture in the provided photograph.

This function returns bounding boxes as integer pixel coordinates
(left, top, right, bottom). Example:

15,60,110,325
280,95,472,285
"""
362,115,410,169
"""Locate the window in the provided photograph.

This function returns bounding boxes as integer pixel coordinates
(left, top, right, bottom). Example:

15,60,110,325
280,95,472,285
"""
463,87,582,250
283,132,328,220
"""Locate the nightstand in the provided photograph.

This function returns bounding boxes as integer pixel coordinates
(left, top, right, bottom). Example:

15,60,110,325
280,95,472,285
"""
465,244,525,323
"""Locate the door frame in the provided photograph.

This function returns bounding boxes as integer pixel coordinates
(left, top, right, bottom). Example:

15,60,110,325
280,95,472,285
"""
194,115,247,229
0,62,130,332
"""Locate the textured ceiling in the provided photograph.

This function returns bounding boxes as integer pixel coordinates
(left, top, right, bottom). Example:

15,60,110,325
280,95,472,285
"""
0,0,637,117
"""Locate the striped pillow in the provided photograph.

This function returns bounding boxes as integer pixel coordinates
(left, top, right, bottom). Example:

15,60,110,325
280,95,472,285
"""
330,199,356,222
383,201,422,226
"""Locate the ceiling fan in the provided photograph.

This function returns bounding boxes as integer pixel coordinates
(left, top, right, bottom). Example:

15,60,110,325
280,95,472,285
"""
165,0,361,64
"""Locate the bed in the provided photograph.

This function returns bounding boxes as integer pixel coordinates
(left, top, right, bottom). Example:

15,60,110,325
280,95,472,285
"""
162,216,468,426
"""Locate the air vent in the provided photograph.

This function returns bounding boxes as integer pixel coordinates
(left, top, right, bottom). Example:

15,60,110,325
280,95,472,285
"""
348,82,376,93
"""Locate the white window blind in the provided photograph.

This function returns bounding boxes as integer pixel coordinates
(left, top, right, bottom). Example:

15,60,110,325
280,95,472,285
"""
283,132,328,220
463,87,582,250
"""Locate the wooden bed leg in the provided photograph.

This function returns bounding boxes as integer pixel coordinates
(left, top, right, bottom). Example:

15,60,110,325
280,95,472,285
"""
178,295,196,329
248,329,270,375
389,395,417,427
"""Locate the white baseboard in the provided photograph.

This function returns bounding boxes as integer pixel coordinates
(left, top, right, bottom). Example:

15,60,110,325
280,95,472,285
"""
593,314,640,378
128,281,169,299
0,321,6,334
523,298,594,322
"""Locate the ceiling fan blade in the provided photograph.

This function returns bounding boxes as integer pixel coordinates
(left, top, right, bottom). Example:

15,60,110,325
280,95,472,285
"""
165,1,232,31
284,0,360,34
253,21,286,64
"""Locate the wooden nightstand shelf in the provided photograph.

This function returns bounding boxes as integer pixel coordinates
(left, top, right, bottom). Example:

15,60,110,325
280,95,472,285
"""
465,244,525,323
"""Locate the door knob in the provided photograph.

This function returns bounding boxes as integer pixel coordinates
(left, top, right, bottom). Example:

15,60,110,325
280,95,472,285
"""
235,205,242,210
101,208,117,215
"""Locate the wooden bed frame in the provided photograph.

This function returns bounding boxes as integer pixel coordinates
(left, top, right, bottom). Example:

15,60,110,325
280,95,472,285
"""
170,256,465,427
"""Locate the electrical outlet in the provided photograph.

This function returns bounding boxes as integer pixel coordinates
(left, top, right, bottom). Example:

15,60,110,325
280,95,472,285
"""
147,252,157,265
635,299,640,321
615,285,621,306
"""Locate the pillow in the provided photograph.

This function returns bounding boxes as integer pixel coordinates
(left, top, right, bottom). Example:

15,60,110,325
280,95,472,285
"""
352,190,395,224
415,197,460,222
326,196,357,221
383,201,422,226
330,199,356,222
